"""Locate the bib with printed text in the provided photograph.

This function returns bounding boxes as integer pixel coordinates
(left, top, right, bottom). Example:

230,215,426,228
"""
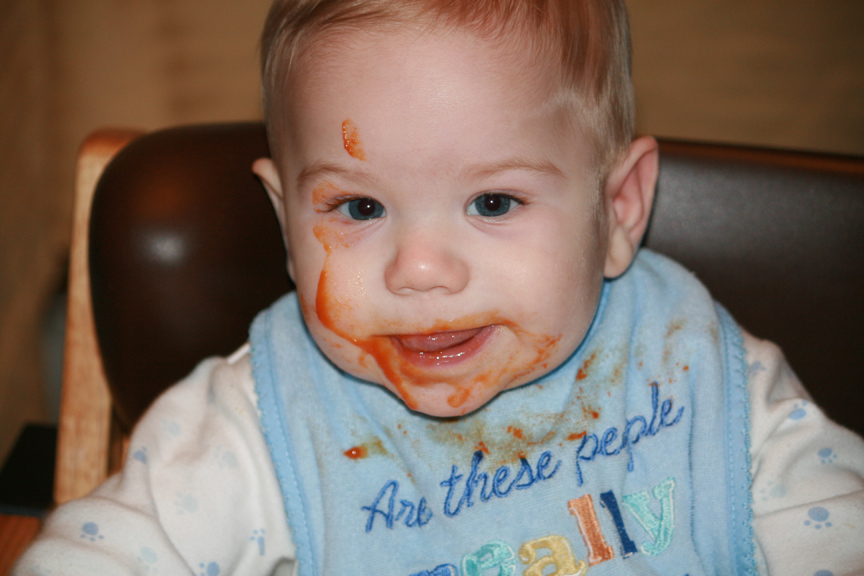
250,250,757,576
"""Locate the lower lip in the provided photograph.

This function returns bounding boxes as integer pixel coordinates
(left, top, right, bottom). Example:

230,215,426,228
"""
391,325,497,368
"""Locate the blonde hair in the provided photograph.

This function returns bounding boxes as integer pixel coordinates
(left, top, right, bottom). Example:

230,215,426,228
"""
260,0,634,174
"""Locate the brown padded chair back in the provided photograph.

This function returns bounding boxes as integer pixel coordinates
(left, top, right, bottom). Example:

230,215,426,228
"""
89,123,864,436
89,123,292,431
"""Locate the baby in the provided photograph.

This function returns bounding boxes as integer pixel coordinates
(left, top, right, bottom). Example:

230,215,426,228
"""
15,0,864,575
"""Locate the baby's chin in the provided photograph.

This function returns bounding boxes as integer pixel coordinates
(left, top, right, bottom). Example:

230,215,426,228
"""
377,376,514,418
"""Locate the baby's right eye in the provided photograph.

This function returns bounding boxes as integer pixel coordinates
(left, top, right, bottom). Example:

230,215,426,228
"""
337,197,386,220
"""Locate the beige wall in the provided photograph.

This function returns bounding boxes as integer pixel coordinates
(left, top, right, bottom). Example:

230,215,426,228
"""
628,0,864,154
0,1,862,463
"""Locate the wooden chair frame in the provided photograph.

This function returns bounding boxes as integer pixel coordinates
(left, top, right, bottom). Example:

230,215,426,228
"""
55,129,143,505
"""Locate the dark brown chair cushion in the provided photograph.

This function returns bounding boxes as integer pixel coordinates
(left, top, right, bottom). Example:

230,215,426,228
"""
89,123,864,436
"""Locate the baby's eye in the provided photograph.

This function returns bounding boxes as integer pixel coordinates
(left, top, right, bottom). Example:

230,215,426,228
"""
467,193,521,217
337,197,385,220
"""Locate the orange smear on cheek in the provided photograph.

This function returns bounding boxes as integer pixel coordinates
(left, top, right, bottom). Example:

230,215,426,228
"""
312,221,562,413
341,119,366,160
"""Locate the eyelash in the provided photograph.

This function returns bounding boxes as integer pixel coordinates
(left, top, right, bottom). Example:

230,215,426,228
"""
321,195,386,221
317,191,526,221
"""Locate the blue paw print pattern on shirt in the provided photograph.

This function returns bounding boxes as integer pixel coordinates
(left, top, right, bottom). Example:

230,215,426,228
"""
788,401,809,421
214,445,239,469
758,480,787,502
174,492,199,515
162,419,182,439
132,446,148,464
80,521,104,542
804,507,832,529
251,529,266,556
198,562,221,576
814,571,834,576
818,447,837,464
747,361,766,377
138,547,158,573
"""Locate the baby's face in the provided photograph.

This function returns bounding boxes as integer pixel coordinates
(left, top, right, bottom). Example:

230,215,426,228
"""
259,27,611,417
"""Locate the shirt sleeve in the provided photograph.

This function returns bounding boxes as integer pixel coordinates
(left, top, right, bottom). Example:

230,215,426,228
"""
12,346,297,576
744,332,864,576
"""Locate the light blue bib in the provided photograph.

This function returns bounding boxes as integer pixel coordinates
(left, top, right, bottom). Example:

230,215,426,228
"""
250,250,756,576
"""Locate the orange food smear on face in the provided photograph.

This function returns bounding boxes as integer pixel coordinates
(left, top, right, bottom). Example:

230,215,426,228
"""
341,119,367,160
344,445,367,459
310,211,563,414
312,180,342,206
447,387,471,408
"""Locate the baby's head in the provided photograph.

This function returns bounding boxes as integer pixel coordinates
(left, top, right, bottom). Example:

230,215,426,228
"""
253,0,659,417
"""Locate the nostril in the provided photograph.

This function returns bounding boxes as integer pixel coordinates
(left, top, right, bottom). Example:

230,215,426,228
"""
385,244,469,295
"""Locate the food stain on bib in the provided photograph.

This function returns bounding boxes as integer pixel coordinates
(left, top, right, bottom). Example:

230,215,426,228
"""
341,119,366,160
576,351,597,380
344,438,387,460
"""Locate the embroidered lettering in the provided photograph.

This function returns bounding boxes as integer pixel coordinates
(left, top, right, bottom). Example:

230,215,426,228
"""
461,540,516,576
441,450,560,518
568,495,615,566
575,384,684,485
622,477,676,555
518,535,587,576
361,480,432,532
599,490,638,558
409,564,458,576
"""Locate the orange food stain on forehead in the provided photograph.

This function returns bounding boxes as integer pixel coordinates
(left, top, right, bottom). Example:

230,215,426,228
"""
341,119,366,161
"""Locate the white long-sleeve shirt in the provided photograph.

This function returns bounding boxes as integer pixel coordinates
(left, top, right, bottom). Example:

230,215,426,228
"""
13,332,864,575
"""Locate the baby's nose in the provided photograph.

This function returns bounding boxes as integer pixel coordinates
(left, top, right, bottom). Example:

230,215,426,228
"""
384,231,469,295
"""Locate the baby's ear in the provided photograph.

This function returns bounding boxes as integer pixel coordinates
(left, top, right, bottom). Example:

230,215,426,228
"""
252,157,295,281
603,136,659,278
252,157,286,231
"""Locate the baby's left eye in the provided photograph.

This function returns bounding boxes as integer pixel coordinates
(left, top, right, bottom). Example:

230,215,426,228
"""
467,193,521,217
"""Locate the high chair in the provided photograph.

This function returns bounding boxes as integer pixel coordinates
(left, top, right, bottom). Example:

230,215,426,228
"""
56,123,864,509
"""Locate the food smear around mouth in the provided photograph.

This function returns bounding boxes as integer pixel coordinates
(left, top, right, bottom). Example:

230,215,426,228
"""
311,209,562,415
341,119,366,160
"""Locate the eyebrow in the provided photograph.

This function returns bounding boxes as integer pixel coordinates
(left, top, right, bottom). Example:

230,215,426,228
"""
295,155,565,192
295,162,375,192
460,157,566,181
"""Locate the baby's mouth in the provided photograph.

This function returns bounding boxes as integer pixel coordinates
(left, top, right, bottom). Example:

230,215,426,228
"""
396,328,482,352
391,326,496,366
